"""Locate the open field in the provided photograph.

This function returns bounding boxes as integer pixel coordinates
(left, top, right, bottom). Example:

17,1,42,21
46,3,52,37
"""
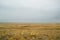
0,23,60,40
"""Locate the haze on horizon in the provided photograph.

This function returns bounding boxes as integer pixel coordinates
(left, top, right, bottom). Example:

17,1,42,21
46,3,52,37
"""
0,0,60,23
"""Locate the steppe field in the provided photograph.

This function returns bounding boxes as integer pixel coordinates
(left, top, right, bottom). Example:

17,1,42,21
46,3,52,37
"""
0,23,60,40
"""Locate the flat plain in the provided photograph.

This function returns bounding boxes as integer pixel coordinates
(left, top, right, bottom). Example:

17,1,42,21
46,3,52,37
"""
0,23,60,40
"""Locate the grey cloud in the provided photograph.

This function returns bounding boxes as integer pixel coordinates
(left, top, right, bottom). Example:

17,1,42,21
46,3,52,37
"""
0,0,60,23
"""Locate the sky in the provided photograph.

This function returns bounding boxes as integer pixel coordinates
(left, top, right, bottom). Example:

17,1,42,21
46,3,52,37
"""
0,0,60,23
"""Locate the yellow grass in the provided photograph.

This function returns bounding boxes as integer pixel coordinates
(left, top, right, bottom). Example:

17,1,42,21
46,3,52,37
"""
0,23,60,40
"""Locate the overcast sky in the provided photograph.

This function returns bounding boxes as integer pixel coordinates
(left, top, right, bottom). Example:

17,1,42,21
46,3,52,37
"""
0,0,60,23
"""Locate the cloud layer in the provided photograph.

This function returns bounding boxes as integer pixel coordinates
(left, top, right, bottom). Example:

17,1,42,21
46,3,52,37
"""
0,0,60,23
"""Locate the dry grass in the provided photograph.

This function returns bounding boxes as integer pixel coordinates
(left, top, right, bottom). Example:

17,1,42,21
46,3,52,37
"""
0,23,60,40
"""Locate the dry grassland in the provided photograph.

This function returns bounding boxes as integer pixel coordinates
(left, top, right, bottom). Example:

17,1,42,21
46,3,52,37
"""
0,23,60,40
